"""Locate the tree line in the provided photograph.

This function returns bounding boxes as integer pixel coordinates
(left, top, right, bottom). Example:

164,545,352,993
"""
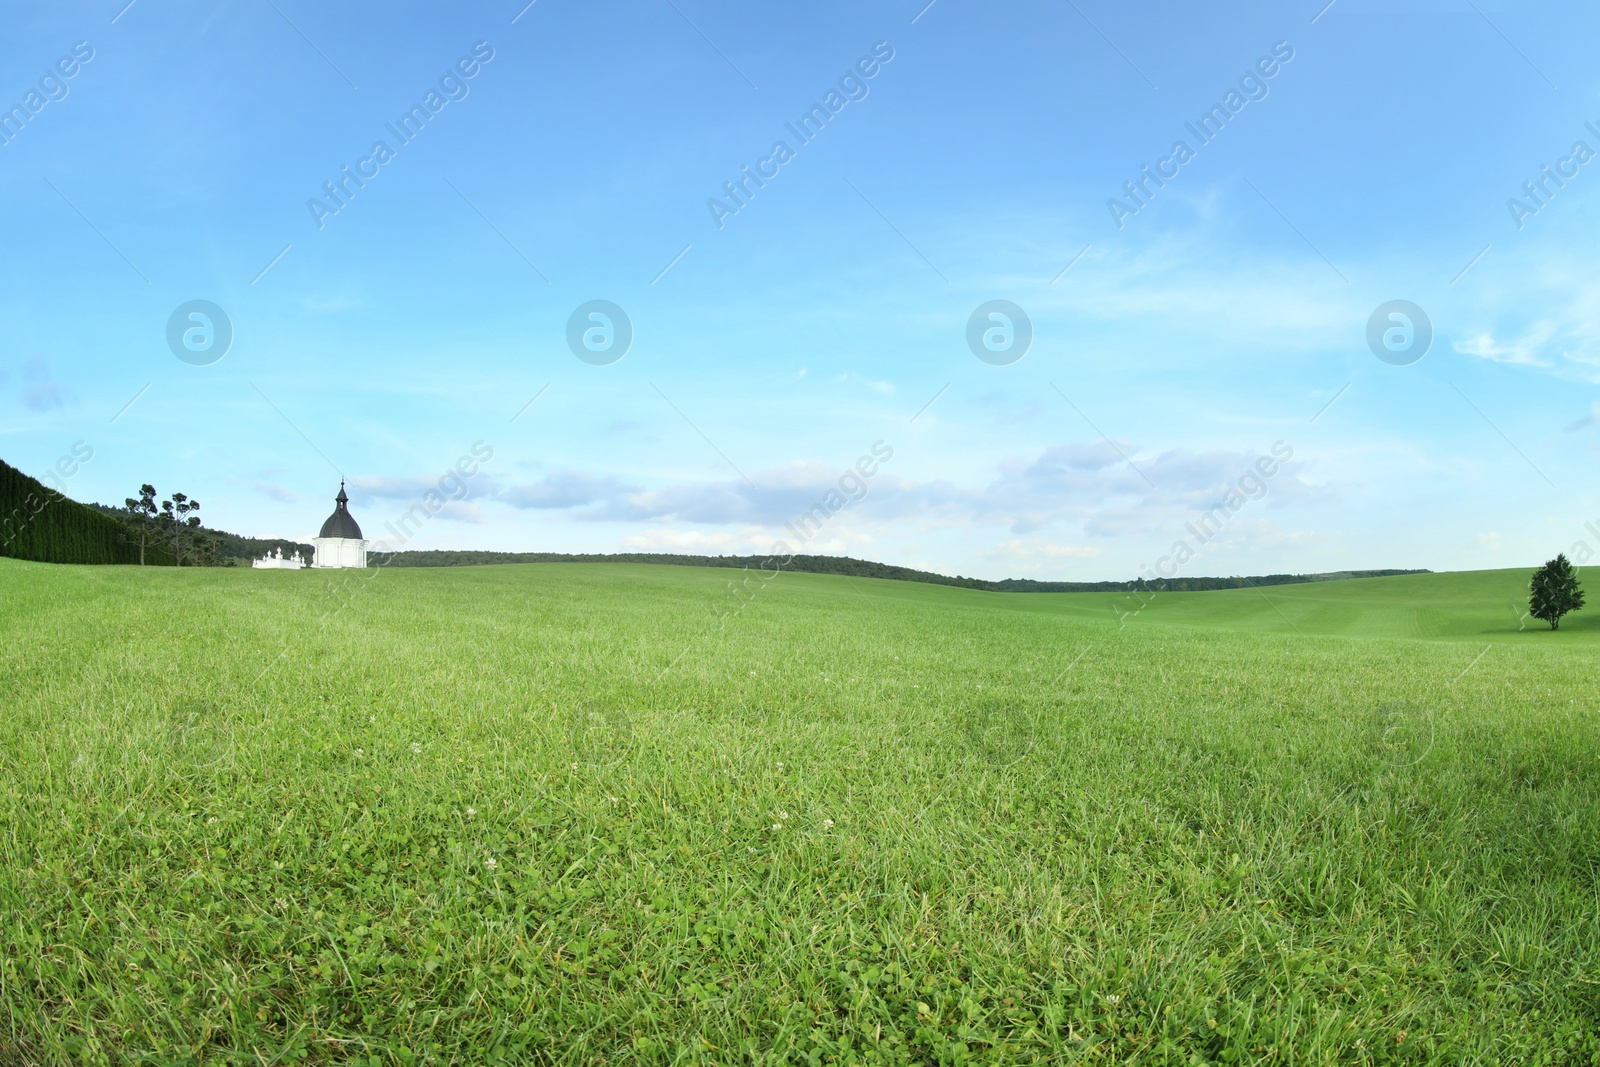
0,463,217,567
92,488,314,566
0,459,151,565
365,549,1430,593
2,457,317,568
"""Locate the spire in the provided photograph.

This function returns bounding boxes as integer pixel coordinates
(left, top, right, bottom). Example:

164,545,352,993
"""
336,480,348,506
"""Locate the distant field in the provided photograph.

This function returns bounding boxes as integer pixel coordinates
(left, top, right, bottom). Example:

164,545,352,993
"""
1023,567,1584,640
2,560,1598,1063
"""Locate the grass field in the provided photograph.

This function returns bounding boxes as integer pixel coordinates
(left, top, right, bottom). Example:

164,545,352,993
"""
2,559,1598,1064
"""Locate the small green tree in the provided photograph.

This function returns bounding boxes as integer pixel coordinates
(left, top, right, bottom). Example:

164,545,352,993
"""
124,484,159,565
1529,554,1585,631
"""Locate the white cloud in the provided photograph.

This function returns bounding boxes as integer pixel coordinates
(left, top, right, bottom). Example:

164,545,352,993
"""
462,440,1316,554
616,527,767,554
350,472,498,504
986,539,1102,562
499,472,635,510
584,461,885,525
1454,326,1555,367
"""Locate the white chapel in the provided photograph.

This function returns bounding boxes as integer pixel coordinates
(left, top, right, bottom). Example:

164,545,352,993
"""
311,482,368,568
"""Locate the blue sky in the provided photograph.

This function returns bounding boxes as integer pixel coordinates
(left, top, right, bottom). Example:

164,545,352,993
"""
2,0,1597,580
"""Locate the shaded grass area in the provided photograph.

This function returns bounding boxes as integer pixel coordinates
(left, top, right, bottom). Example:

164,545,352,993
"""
1,560,1598,1063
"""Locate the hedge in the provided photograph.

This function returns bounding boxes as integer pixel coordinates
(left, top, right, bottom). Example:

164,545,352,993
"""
0,458,172,565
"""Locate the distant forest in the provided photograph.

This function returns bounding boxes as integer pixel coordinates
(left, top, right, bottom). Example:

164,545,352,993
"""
366,549,1428,593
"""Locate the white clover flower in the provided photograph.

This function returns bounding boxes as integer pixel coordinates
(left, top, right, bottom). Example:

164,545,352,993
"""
466,807,477,818
776,810,789,820
354,748,364,758
206,816,218,825
822,818,834,830
368,715,376,723
485,856,497,869
749,670,757,677
772,823,783,831
776,762,784,770
608,796,619,805
411,743,422,754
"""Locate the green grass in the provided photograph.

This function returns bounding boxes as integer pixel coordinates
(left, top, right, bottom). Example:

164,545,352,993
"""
2,559,1598,1064
1039,568,1582,640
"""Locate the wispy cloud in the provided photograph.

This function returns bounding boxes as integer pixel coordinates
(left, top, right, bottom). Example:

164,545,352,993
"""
1454,325,1554,367
479,440,1315,547
499,471,637,510
615,527,768,554
351,473,499,503
255,482,299,503
18,357,73,412
986,539,1102,563
1565,401,1600,432
348,474,493,525
834,371,895,394
223,473,300,505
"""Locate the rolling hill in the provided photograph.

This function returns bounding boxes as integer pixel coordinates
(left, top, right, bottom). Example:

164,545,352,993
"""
2,558,1595,1061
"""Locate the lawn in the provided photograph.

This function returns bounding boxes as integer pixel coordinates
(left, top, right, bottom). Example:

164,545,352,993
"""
2,559,1597,1064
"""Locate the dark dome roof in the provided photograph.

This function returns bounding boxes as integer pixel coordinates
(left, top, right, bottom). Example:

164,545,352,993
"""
318,482,364,539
